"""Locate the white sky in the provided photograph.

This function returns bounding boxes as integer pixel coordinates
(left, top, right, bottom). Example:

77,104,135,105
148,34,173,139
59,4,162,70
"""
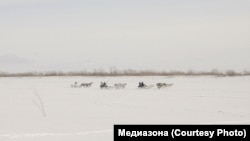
0,0,249,72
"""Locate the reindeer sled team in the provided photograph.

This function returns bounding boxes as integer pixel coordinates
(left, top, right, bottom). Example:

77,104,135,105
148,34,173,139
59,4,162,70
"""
71,81,173,89
71,82,93,88
99,82,127,89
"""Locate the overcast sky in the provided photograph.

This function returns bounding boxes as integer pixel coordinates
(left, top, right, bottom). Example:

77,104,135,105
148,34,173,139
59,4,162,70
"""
0,0,249,72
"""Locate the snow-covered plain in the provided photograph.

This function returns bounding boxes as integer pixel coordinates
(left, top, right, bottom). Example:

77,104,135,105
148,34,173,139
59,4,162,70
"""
0,76,250,141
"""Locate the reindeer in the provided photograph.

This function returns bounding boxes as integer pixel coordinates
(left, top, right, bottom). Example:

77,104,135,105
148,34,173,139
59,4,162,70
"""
156,83,173,89
114,83,127,89
80,82,93,87
86,82,93,87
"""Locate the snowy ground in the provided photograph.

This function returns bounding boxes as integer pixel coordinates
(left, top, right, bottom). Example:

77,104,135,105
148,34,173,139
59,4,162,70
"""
0,76,249,141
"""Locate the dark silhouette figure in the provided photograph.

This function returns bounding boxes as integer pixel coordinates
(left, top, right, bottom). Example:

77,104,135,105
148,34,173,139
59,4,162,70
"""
100,82,108,89
138,82,145,88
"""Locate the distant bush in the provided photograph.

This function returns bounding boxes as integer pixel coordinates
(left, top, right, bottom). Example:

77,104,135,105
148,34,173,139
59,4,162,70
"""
225,70,238,76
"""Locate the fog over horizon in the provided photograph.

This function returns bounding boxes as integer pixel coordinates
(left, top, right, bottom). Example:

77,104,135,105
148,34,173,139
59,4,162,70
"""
0,0,249,73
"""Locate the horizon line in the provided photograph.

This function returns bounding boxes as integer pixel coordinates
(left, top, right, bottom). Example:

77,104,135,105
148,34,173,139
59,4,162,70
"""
0,69,250,77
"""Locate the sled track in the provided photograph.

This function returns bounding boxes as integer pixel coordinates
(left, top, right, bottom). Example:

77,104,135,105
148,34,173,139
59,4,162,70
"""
203,119,250,124
0,129,112,139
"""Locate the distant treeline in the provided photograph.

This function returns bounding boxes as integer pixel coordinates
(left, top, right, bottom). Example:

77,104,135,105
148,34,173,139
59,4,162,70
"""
0,69,250,77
